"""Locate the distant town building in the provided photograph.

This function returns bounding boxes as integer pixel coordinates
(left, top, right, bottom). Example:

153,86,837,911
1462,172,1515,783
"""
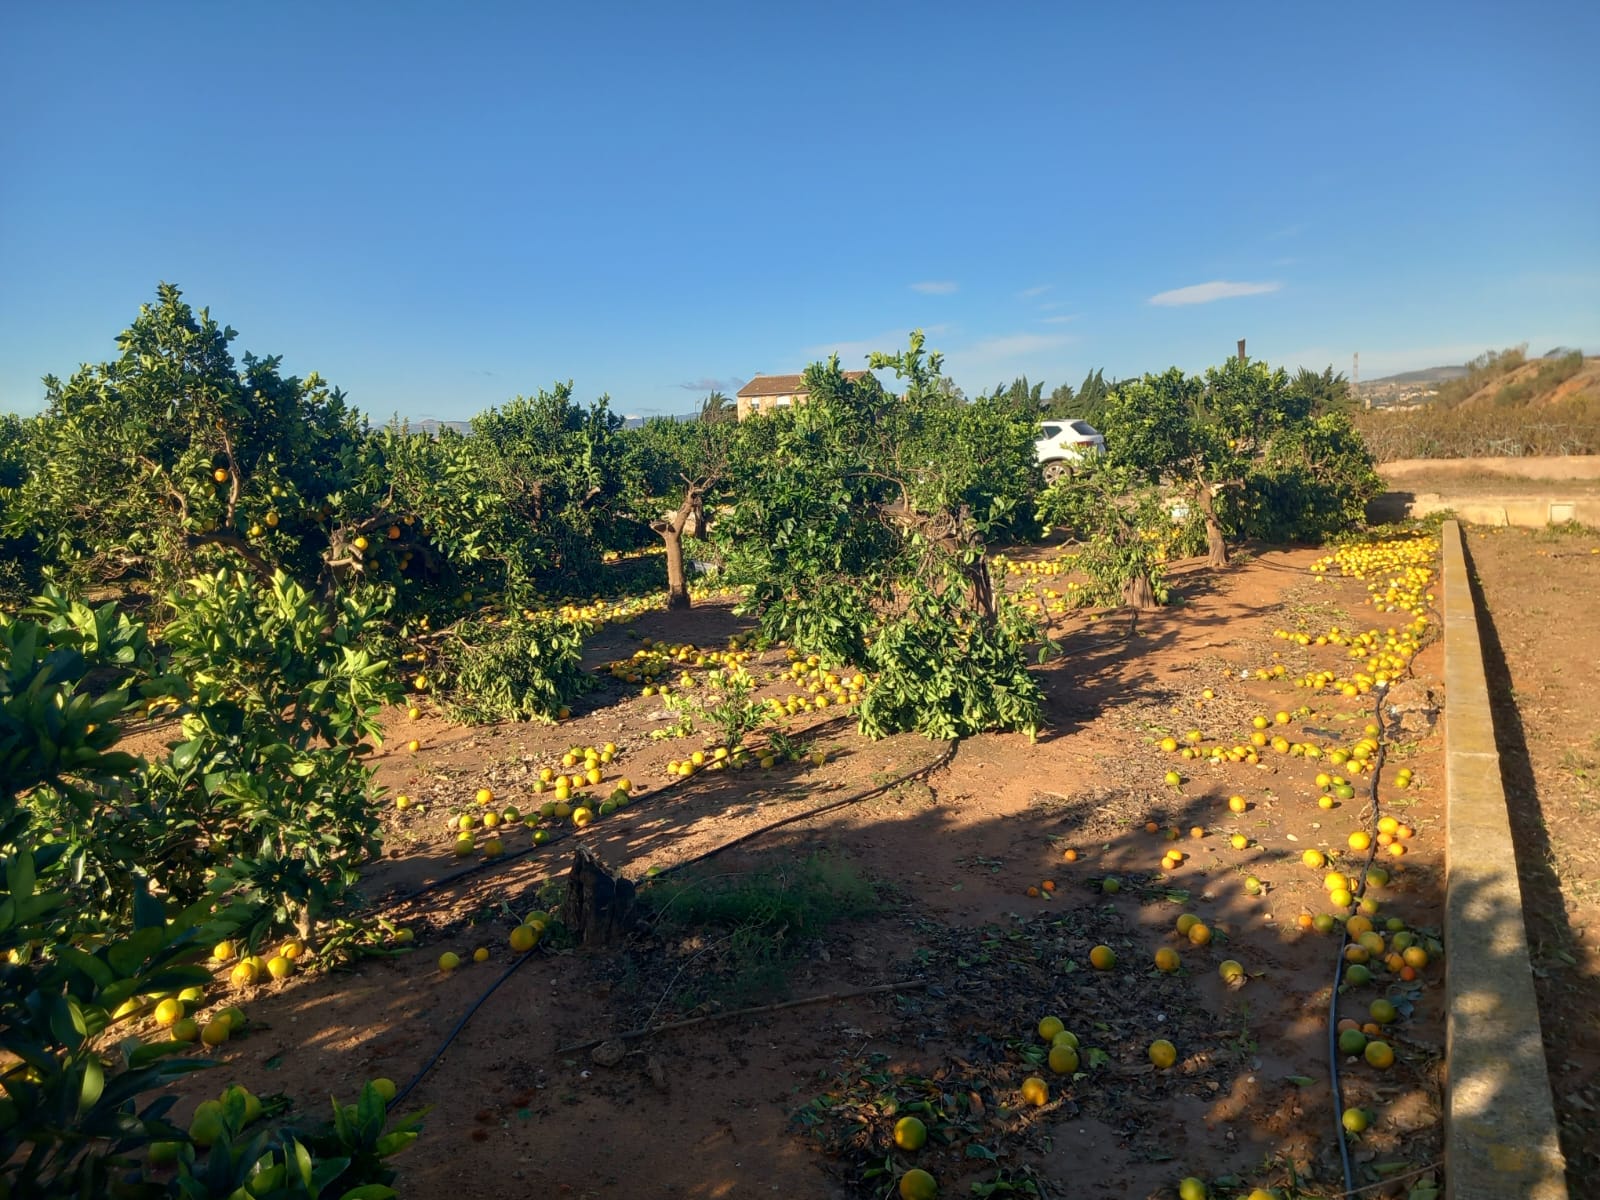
735,371,870,421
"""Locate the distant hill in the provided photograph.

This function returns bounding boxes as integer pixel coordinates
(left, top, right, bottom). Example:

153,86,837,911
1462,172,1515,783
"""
1361,364,1470,387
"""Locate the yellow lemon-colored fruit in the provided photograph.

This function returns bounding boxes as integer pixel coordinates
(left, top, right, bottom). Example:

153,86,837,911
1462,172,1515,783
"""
1179,1179,1208,1200
1187,923,1212,946
1364,1040,1395,1068
172,1017,200,1042
200,1017,232,1047
1218,959,1244,983
212,940,236,963
898,1168,938,1200
473,947,489,963
1302,849,1326,869
1148,1039,1178,1068
572,807,594,827
438,952,461,972
219,1006,246,1032
1089,944,1116,970
371,1077,397,1102
509,925,538,953
230,962,256,988
893,1115,927,1151
1154,947,1181,973
1020,1076,1049,1106
154,998,184,1027
1037,1015,1064,1042
1048,1043,1080,1074
266,955,293,980
1051,1030,1079,1050
475,787,494,805
189,1099,226,1144
1341,1107,1369,1133
1176,913,1200,937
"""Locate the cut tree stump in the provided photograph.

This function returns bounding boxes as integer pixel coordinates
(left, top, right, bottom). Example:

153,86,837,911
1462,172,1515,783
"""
564,846,637,948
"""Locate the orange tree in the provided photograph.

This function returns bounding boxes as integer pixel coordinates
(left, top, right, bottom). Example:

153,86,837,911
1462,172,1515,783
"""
18,284,366,593
716,334,1044,739
1,597,422,1198
0,412,42,604
1098,357,1379,566
618,416,737,609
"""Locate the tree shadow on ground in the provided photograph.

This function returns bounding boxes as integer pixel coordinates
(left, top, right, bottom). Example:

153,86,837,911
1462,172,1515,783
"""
1462,537,1594,1189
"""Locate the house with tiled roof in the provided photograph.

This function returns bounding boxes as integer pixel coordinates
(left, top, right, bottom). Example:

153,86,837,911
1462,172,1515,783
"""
734,370,871,421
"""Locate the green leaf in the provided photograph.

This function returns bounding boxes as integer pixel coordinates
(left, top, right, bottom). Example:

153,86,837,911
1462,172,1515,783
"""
79,1054,105,1111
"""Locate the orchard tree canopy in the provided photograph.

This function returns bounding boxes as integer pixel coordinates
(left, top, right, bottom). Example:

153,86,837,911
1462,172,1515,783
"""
717,333,1045,739
1099,357,1377,566
20,283,366,590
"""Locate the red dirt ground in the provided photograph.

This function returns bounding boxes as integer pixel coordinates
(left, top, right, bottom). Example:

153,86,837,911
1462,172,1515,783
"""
141,541,1451,1199
1460,524,1600,1189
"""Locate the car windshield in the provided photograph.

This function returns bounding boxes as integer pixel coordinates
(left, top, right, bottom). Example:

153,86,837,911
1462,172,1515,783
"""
1038,424,1061,438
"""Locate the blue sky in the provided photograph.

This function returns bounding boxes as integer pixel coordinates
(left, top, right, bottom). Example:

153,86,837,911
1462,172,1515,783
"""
3,1,1597,421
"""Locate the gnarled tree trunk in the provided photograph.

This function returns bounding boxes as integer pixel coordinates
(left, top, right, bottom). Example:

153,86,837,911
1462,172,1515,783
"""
563,846,637,949
652,485,704,611
1194,482,1227,568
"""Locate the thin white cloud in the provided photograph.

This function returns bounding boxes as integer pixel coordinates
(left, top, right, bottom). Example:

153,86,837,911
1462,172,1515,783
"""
1038,315,1078,326
909,280,958,295
963,332,1075,359
1149,280,1281,307
1017,284,1051,299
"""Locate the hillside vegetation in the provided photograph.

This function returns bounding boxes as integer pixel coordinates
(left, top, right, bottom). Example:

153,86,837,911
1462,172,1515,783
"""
1353,346,1600,460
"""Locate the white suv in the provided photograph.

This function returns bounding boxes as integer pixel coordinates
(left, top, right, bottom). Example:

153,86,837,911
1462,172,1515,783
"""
1035,420,1106,481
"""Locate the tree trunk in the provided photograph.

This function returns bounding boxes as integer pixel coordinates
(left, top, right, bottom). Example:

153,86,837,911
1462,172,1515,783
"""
1122,571,1158,610
661,525,690,611
654,486,704,612
1195,483,1227,568
563,846,637,949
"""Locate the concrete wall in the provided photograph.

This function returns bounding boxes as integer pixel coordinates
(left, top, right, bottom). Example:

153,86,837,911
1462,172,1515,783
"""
1380,456,1600,482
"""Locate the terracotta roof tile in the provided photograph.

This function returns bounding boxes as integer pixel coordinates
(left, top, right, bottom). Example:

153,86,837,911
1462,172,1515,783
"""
736,370,869,398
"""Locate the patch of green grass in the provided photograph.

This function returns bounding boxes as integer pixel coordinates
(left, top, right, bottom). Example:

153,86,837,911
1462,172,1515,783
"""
644,853,882,1005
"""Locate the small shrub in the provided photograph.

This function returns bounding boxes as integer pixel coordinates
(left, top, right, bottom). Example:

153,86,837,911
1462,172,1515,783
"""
437,610,592,723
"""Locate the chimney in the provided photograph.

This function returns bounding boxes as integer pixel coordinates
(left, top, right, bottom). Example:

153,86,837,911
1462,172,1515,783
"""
1236,338,1246,362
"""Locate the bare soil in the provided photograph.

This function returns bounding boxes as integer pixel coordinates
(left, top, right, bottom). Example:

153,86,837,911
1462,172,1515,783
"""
1459,524,1600,1187
146,544,1453,1199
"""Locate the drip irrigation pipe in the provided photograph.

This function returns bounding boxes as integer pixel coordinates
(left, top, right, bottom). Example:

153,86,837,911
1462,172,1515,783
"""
388,948,538,1109
382,738,957,1109
640,738,959,883
1326,601,1440,1197
379,714,859,909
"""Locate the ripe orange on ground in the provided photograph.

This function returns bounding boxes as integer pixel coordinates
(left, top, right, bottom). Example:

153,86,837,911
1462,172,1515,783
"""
1154,947,1181,973
1089,945,1117,970
1148,1039,1177,1068
1187,923,1212,946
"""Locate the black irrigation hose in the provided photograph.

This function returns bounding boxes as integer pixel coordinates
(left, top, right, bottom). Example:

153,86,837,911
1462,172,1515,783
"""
642,738,960,883
383,738,959,1111
1326,600,1441,1197
379,714,861,909
1327,686,1389,1199
388,948,539,1109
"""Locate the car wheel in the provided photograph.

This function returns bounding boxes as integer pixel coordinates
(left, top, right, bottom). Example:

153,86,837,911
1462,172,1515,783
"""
1042,459,1071,483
